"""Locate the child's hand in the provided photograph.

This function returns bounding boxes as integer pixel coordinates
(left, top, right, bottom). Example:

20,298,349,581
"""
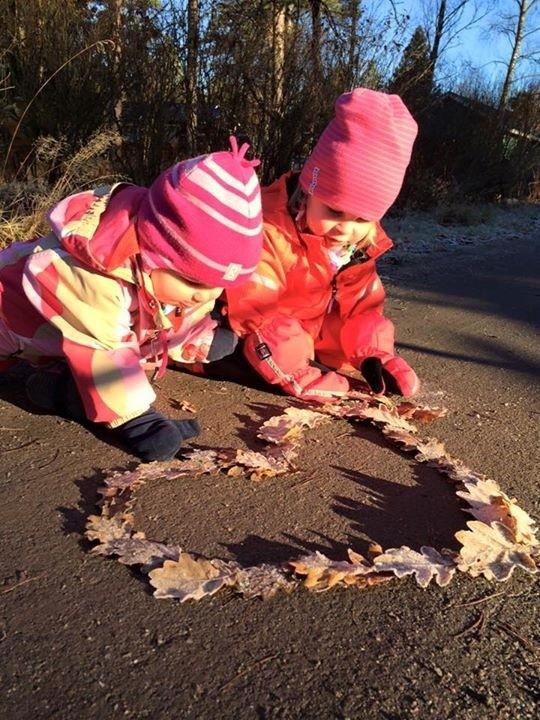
360,355,419,397
113,408,200,461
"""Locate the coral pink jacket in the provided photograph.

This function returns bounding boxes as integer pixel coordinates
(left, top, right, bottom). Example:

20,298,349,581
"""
226,173,396,371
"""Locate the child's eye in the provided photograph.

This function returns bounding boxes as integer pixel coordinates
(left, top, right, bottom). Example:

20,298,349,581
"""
326,205,343,217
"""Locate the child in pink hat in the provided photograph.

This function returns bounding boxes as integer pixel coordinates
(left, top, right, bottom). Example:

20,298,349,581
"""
0,138,263,460
226,89,420,402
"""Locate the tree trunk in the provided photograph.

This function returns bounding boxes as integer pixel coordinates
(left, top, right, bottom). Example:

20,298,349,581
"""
310,0,322,82
272,1,286,113
347,0,360,89
429,0,446,81
186,0,199,155
499,0,529,110
111,0,124,126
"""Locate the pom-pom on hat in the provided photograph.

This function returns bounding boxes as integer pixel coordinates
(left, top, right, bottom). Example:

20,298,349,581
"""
137,136,263,288
299,89,418,221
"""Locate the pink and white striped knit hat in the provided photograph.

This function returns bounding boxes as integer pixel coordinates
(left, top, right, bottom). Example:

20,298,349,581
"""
299,89,418,221
137,137,263,288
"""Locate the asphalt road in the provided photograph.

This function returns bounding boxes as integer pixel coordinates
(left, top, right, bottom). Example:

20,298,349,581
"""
1,214,538,719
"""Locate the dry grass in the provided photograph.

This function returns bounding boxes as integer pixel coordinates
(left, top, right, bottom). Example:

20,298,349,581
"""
0,130,122,248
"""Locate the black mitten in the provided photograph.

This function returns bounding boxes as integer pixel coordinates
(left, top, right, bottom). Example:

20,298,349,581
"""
26,365,86,420
207,327,238,362
113,408,200,462
360,357,404,395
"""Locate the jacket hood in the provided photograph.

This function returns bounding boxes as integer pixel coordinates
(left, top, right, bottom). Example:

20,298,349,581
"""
47,184,147,275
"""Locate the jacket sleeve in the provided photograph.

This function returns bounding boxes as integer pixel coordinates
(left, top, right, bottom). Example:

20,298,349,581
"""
23,250,155,426
225,226,296,336
336,258,396,364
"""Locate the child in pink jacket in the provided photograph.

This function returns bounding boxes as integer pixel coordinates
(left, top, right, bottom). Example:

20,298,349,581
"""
226,89,420,402
0,138,263,460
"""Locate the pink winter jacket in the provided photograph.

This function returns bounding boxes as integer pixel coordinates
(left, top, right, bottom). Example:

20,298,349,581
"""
0,184,217,426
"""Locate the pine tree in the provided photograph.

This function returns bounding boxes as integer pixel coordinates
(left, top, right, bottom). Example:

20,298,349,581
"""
388,26,432,114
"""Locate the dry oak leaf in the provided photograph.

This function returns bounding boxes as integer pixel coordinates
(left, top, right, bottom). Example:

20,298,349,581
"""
396,402,448,422
373,546,457,588
456,521,538,581
457,479,538,546
93,537,181,571
100,452,220,495
258,407,329,444
347,390,395,408
234,564,297,599
85,514,133,544
289,549,376,591
227,448,293,480
345,403,417,433
413,438,448,463
148,553,237,601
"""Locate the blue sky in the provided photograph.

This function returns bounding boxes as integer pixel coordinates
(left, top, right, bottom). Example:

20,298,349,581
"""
375,0,539,91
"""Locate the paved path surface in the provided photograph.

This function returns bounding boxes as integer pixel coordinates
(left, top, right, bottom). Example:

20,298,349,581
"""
1,216,538,719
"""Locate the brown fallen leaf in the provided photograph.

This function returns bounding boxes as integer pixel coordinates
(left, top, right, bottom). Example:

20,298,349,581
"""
457,479,538,546
179,399,197,413
234,564,297,599
382,427,421,450
289,549,376,591
100,452,221,496
227,445,296,480
456,521,538,581
413,438,448,463
258,407,329,444
396,402,448,422
85,514,133,543
345,403,417,433
148,553,237,601
346,390,395,408
373,546,457,588
92,536,181,571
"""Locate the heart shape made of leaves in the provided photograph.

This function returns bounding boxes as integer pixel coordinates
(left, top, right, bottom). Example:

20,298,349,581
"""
85,397,539,602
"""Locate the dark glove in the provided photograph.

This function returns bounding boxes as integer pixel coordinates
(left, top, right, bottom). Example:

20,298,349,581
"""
360,356,419,397
207,327,238,362
113,408,200,462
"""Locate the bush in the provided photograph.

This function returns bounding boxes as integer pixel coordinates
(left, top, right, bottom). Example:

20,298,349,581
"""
0,130,121,248
435,203,493,226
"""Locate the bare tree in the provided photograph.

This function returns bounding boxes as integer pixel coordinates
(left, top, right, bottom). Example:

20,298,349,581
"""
420,0,489,80
496,0,540,109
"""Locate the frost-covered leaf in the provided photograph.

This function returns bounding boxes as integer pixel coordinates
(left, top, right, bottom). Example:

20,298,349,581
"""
345,404,417,433
258,407,329,444
227,448,292,480
414,438,448,463
100,452,221,496
456,521,538,581
235,564,297,599
396,402,448,422
382,427,421,450
373,546,457,588
289,549,376,591
85,514,132,543
148,553,237,601
93,536,181,571
457,479,538,546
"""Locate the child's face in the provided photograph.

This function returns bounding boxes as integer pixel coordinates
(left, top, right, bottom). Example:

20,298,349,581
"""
150,268,223,309
305,196,373,245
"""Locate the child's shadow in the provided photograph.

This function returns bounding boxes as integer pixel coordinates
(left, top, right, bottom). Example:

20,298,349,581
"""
331,463,466,555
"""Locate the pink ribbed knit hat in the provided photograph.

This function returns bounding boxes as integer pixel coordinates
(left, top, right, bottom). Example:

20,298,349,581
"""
137,137,263,288
299,89,418,221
